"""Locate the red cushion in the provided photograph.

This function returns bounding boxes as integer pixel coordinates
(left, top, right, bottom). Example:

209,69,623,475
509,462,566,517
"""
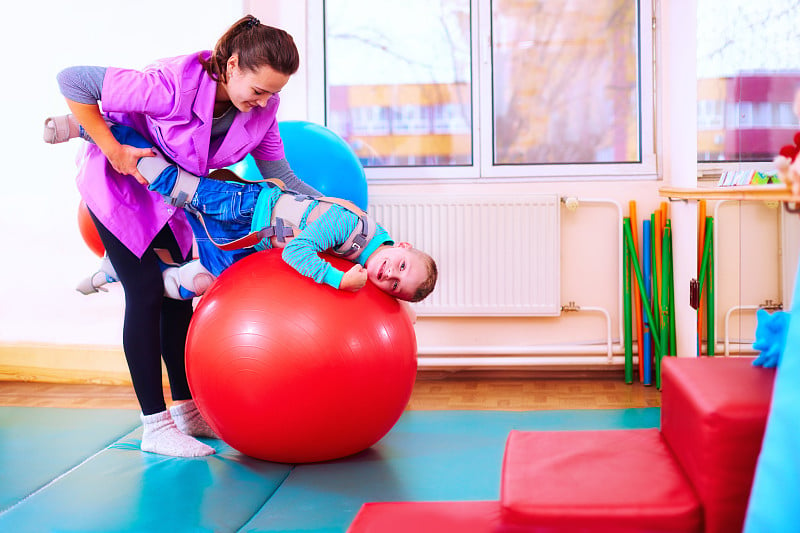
660,356,775,533
346,501,509,533
501,428,701,532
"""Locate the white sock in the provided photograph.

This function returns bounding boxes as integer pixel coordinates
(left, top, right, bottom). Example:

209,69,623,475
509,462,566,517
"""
170,400,219,439
162,260,216,299
140,410,215,457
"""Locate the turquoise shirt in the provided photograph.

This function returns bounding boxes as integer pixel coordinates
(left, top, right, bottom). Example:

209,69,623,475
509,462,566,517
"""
251,187,392,288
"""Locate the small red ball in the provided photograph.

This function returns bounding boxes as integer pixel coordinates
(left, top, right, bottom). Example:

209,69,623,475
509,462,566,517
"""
186,249,418,463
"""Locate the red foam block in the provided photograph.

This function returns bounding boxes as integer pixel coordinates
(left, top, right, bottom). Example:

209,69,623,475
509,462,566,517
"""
661,356,775,533
346,501,509,533
501,428,701,533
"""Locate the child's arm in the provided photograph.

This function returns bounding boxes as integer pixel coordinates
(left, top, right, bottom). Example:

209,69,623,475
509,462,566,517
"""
340,264,368,292
281,207,360,289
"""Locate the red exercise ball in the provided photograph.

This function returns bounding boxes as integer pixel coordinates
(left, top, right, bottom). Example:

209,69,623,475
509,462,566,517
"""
185,249,418,463
77,200,105,257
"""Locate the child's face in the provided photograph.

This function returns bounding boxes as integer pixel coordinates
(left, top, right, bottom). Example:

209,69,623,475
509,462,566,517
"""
366,243,427,301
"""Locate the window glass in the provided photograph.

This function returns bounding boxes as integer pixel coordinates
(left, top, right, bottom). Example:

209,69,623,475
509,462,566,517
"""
491,0,641,165
324,0,472,168
321,0,649,176
697,0,800,163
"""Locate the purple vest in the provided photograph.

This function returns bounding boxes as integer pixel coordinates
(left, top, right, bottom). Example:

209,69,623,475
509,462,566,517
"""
75,51,286,258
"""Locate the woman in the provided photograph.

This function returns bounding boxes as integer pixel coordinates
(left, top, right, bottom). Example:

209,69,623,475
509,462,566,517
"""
45,15,319,457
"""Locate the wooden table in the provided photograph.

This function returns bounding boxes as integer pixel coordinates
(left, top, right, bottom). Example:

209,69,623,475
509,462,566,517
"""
659,184,800,203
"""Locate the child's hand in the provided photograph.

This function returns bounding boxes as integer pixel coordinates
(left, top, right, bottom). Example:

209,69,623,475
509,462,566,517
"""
340,264,368,292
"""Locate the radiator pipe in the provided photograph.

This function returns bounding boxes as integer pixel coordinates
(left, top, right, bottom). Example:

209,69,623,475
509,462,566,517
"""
722,300,782,356
417,304,616,364
724,304,758,357
561,196,625,350
418,354,630,369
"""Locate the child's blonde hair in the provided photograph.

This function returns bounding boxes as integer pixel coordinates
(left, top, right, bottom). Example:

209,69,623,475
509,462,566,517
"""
408,250,438,303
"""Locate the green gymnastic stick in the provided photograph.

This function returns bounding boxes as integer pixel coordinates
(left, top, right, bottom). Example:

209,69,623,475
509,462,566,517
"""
650,213,661,340
707,217,715,356
697,216,714,355
657,225,671,389
623,220,662,356
667,222,678,355
623,218,634,384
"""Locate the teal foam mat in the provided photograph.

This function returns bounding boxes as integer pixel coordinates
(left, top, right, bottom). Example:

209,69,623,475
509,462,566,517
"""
0,407,139,513
0,407,660,532
0,424,292,533
243,408,660,532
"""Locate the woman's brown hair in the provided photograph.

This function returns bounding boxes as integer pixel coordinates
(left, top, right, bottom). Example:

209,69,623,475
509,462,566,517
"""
200,14,299,83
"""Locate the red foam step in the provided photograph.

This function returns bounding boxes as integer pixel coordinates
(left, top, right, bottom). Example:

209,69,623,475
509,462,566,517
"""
660,356,775,533
346,501,508,533
501,428,701,532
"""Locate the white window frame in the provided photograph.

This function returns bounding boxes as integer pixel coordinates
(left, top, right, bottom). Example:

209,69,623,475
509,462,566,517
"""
307,0,657,182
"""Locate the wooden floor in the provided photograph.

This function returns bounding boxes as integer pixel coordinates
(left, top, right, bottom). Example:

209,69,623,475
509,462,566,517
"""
0,373,660,411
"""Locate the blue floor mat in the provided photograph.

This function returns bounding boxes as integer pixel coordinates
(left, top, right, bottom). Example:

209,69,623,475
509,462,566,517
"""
0,407,660,533
0,407,139,513
243,409,661,532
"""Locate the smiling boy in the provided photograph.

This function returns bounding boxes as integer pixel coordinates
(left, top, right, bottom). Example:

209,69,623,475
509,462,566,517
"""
60,120,437,303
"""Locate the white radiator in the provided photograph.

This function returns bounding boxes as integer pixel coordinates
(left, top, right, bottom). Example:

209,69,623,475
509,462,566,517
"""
369,193,561,316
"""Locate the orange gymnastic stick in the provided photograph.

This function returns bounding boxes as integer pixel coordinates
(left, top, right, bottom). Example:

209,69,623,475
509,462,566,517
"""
654,207,663,324
697,200,706,355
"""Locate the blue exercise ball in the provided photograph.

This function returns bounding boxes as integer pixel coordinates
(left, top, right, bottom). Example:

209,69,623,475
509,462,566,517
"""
226,121,368,211
226,154,262,183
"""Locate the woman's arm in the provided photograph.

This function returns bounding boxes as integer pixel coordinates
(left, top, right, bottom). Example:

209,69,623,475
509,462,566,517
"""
57,66,152,183
254,158,320,196
65,100,151,184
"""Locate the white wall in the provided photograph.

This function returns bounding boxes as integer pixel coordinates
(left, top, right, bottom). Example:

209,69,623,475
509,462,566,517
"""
0,1,782,380
0,1,241,347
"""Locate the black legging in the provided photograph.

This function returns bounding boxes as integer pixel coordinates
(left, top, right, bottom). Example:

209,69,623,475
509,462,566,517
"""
89,209,194,415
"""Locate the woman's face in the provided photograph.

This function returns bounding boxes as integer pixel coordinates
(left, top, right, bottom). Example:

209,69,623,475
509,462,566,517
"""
223,54,290,112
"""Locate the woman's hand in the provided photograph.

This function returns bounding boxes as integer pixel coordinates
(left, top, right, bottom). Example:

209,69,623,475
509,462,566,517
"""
340,264,368,292
106,144,154,185
65,99,152,185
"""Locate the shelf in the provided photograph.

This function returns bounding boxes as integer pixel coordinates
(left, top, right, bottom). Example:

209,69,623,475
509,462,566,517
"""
659,184,800,203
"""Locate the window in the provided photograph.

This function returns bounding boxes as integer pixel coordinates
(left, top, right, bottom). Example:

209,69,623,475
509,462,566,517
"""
697,0,800,166
491,0,641,166
314,0,654,180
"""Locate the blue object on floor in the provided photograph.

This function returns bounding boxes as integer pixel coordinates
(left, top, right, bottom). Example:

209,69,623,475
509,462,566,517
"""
744,265,800,531
0,407,659,532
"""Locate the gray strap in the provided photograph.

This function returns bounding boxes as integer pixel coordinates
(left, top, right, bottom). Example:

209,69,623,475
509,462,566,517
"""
166,167,200,207
263,218,296,243
334,214,376,260
136,148,171,184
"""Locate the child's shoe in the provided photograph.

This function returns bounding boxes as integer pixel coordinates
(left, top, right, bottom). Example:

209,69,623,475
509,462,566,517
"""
76,255,119,295
43,115,79,144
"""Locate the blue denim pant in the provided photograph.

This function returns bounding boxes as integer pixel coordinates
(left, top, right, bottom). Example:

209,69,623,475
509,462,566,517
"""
111,124,262,276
